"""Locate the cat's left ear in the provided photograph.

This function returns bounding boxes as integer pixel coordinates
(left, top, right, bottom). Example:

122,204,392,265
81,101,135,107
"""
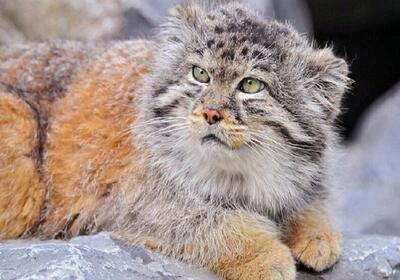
306,48,352,121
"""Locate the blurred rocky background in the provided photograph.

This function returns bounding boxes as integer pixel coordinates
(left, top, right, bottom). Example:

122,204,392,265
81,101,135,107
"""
333,83,400,237
1,0,400,279
0,0,311,44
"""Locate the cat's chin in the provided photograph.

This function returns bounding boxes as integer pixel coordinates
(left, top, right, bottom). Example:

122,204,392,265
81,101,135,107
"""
193,145,251,173
200,134,231,149
195,138,245,164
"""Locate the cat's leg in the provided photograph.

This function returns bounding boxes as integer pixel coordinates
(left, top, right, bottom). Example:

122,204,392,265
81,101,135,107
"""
0,92,45,240
210,213,296,280
282,209,342,272
112,197,296,280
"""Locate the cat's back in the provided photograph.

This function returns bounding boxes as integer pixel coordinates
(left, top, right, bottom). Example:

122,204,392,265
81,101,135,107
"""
0,40,154,120
0,40,155,239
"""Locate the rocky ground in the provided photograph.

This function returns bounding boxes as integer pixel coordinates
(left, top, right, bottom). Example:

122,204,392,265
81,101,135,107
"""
1,233,399,280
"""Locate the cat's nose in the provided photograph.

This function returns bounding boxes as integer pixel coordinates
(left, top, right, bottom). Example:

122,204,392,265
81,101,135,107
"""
202,108,222,125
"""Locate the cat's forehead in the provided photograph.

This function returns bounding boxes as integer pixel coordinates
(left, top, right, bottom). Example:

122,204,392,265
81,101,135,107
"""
205,6,286,46
191,5,306,77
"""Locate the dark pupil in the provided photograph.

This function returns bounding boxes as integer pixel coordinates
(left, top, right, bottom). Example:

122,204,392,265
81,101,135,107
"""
200,70,204,75
248,80,253,85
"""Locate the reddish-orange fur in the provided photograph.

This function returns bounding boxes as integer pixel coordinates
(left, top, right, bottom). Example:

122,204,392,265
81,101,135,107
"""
42,43,153,237
0,92,45,239
0,41,153,238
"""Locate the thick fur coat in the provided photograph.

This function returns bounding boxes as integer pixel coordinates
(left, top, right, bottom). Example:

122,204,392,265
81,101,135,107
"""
0,2,350,279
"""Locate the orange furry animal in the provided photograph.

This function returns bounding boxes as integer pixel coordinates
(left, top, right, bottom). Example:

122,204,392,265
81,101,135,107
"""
0,3,349,280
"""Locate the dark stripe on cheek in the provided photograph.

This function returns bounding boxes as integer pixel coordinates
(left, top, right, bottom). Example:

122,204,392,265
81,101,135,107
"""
184,91,195,98
263,93,324,142
229,97,244,124
243,98,267,105
264,120,309,146
152,79,180,98
243,99,268,116
153,86,168,98
280,103,326,143
263,120,324,160
185,84,202,98
188,81,200,87
246,95,326,151
153,99,181,118
245,107,267,116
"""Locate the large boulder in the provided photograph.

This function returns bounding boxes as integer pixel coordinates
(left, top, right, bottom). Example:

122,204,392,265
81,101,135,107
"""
1,233,400,280
333,82,400,236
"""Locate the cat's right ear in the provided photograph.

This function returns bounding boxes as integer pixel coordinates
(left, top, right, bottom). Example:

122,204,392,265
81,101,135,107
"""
171,4,202,28
160,4,203,43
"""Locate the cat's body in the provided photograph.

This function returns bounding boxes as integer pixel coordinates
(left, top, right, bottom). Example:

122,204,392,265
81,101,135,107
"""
0,2,350,279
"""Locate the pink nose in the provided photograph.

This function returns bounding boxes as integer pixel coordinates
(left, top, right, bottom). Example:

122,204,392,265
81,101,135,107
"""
202,108,222,125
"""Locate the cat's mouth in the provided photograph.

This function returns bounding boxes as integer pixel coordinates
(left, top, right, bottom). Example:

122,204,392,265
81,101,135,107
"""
201,134,230,148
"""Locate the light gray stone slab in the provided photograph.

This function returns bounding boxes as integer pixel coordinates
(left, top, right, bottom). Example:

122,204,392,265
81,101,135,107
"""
1,233,400,280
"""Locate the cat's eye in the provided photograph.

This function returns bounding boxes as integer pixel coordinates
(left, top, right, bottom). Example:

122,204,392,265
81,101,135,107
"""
240,78,265,94
192,66,210,83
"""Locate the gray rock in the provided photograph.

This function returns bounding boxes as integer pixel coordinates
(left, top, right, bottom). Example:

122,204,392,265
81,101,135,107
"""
333,82,400,236
0,233,219,280
1,233,400,280
0,0,125,43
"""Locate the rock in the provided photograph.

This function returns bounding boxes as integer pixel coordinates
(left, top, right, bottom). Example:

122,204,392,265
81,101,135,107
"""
0,0,312,44
1,233,400,280
333,82,400,236
0,233,219,280
0,0,125,43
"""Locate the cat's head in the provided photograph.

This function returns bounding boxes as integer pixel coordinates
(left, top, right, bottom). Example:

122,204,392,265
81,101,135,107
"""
139,2,351,175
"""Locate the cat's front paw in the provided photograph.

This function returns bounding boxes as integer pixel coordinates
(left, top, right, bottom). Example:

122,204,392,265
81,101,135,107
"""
287,226,342,272
216,240,296,280
249,246,296,280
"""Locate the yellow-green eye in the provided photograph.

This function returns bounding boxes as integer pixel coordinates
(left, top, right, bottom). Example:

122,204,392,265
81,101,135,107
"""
192,66,210,83
240,78,265,94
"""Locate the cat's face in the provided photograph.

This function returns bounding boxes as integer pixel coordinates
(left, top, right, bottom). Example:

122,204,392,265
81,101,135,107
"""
142,2,349,173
